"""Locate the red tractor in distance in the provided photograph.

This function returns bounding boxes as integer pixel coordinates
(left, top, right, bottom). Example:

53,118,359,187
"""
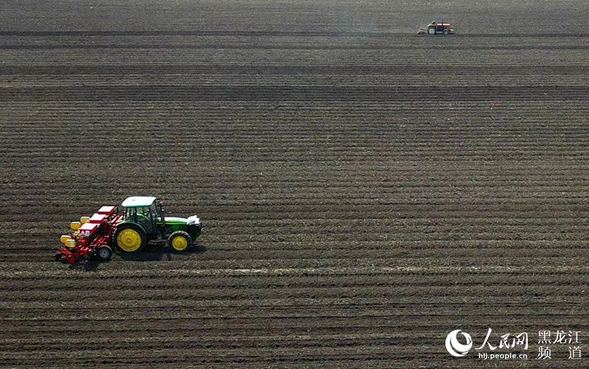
418,21,455,35
56,196,203,265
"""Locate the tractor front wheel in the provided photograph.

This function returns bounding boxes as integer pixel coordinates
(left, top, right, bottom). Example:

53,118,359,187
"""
113,225,146,253
428,27,436,35
168,231,192,252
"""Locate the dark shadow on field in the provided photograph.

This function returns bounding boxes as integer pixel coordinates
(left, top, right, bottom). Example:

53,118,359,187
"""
80,259,102,272
61,258,108,272
116,243,207,262
58,244,208,271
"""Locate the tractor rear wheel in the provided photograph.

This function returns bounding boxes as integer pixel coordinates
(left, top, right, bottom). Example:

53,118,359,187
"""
113,225,146,253
444,29,449,35
96,246,113,261
428,27,436,35
168,231,192,252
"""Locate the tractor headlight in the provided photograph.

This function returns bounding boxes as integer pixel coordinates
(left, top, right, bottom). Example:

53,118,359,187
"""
187,215,200,225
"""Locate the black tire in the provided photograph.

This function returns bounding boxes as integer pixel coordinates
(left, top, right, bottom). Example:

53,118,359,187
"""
112,224,147,253
428,27,436,35
96,245,113,261
444,29,449,35
167,231,192,252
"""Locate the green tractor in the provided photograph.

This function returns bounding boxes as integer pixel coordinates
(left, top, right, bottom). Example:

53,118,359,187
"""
113,196,202,253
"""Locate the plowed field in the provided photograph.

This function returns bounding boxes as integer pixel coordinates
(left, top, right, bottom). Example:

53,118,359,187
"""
0,1,587,368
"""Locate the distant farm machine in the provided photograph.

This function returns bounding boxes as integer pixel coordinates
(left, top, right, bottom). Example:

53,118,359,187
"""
56,196,203,264
417,21,455,35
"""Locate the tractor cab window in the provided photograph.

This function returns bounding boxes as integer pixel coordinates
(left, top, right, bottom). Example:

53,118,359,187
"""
124,207,151,222
137,206,153,224
149,202,158,217
139,204,157,232
147,203,157,225
124,207,137,221
137,206,148,217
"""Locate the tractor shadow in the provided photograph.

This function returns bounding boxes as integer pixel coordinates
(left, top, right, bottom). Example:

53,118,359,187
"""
64,244,208,272
62,257,107,272
116,243,208,262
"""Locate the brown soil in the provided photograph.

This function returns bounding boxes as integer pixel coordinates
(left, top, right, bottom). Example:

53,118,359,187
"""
0,1,587,367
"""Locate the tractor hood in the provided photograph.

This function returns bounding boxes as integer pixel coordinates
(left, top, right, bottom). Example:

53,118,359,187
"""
164,216,201,226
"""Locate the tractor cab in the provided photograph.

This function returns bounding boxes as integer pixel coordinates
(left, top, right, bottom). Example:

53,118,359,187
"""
120,196,161,235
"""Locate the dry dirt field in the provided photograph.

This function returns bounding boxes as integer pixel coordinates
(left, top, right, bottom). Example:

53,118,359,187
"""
0,1,587,368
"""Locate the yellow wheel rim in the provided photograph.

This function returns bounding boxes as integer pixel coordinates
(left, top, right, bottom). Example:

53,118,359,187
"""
171,236,189,251
117,228,142,252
